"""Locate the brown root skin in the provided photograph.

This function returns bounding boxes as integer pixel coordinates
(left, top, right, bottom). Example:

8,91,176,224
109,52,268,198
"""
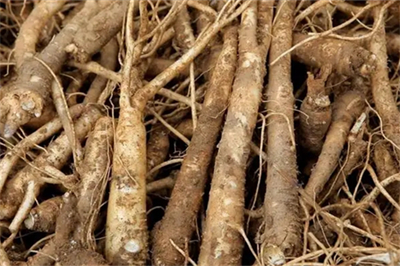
292,34,376,77
66,1,129,63
84,38,119,104
105,2,149,264
0,107,103,220
386,34,400,57
24,196,63,233
194,0,212,35
321,135,367,203
199,1,274,265
0,1,109,138
175,119,194,139
146,125,170,182
195,1,223,82
0,104,84,194
66,71,89,106
0,86,48,138
76,117,114,250
146,58,190,78
146,176,176,194
369,4,400,160
54,193,109,266
262,0,301,258
13,0,67,67
373,141,400,218
304,90,365,204
106,2,249,264
198,43,223,81
299,67,332,155
153,24,237,266
173,5,196,52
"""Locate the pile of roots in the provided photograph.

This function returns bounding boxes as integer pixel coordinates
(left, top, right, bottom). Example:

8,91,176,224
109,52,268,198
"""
0,0,400,265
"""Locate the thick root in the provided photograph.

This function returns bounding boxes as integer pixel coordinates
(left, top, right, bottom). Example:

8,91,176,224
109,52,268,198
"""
199,1,273,265
0,106,102,220
321,133,367,203
146,125,170,182
292,34,376,77
13,0,67,67
66,1,129,63
153,24,237,266
304,91,365,204
105,2,148,264
299,66,332,155
0,0,110,137
262,0,301,258
54,193,109,266
369,3,400,160
76,117,114,249
24,196,63,233
0,103,88,193
373,141,400,219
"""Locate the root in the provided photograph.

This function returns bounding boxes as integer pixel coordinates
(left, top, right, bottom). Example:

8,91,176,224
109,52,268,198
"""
107,2,250,262
386,33,400,56
146,125,170,182
175,119,194,139
304,90,365,205
105,1,149,264
0,107,102,221
369,2,400,160
13,0,67,68
66,1,129,63
0,0,109,138
294,0,343,27
321,130,367,203
173,4,195,52
54,193,109,266
76,117,113,250
373,141,400,220
3,1,399,264
262,0,301,258
65,70,89,106
0,104,84,194
0,244,10,266
299,66,332,155
50,76,82,169
3,181,38,248
198,1,273,265
24,196,63,233
84,38,119,104
146,58,190,78
146,176,176,194
153,23,237,266
292,34,376,77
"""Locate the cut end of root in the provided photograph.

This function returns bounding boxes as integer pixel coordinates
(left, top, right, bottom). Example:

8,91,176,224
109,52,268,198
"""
24,214,35,229
65,44,78,54
359,54,377,76
124,239,141,253
262,244,286,266
65,43,90,63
